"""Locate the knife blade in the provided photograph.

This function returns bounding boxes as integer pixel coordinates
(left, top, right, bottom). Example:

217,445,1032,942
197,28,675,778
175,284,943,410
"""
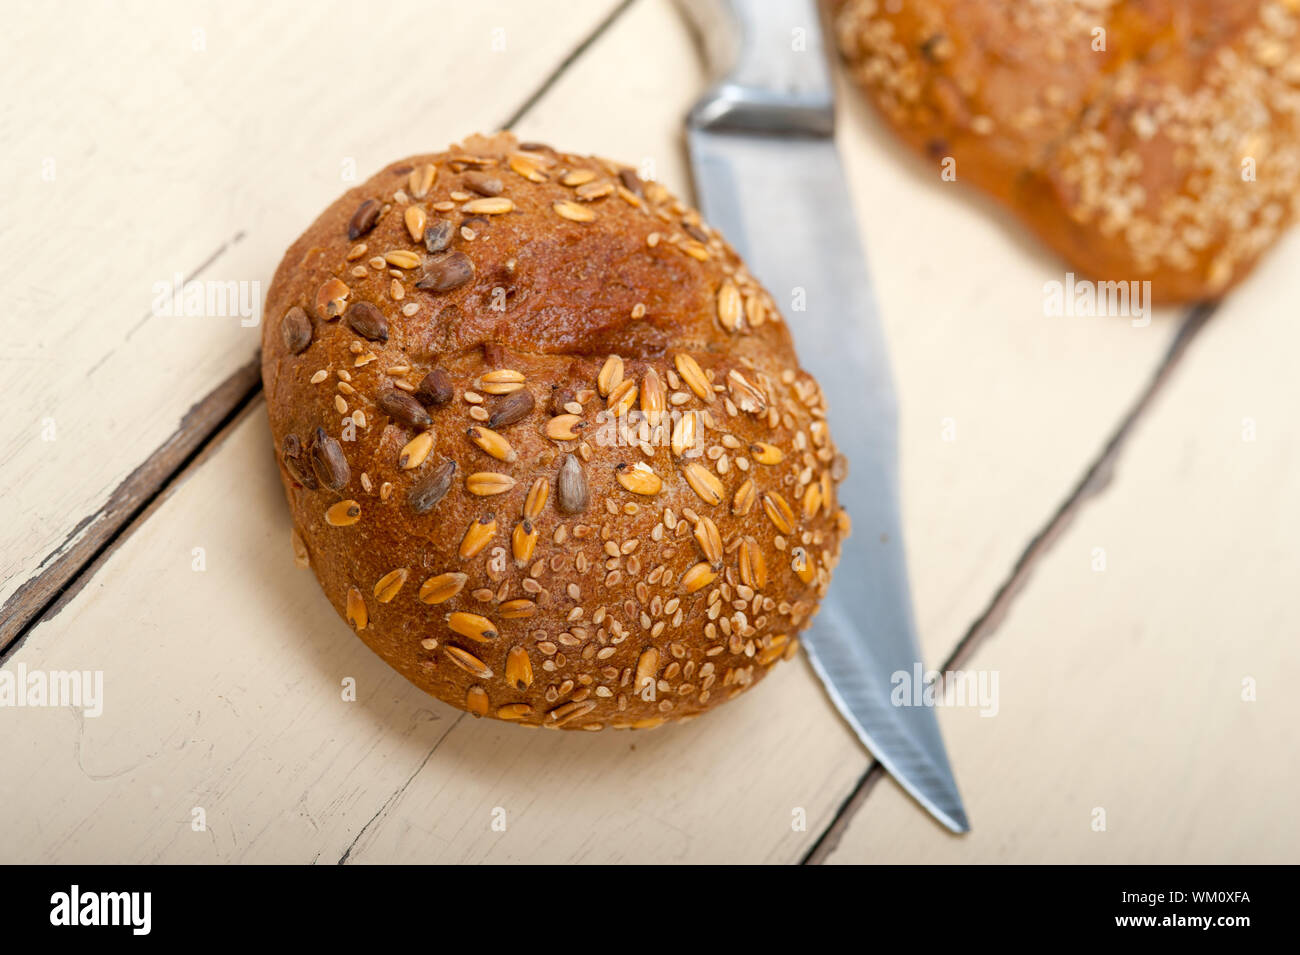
679,0,969,833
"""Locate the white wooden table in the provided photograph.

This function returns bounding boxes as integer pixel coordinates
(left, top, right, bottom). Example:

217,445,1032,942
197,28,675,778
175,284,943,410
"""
2,0,1296,864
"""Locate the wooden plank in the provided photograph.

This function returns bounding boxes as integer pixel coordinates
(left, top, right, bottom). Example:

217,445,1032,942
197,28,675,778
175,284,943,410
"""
821,230,1300,863
1,0,1210,863
0,0,627,644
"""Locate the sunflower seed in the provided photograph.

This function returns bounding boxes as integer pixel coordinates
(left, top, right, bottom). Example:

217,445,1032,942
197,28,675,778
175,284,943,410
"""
347,199,380,240
310,427,350,490
557,453,588,513
281,306,312,354
487,388,534,428
344,301,388,342
408,460,456,514
378,390,432,430
447,611,498,642
445,645,493,678
423,219,455,253
416,251,475,292
618,167,644,196
414,367,454,406
326,499,361,526
282,433,319,489
418,571,468,604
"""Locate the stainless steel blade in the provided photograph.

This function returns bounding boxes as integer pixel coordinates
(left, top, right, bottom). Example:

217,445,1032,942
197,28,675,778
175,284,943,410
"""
687,128,968,836
680,0,968,834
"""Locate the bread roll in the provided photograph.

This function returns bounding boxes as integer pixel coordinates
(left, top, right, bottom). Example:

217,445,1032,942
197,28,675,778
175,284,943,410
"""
833,0,1300,303
261,133,848,730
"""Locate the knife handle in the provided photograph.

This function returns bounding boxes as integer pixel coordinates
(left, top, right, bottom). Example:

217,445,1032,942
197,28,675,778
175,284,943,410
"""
677,0,836,136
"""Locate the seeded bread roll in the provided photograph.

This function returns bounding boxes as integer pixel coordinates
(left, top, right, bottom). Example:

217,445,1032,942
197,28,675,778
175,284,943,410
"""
261,132,848,730
832,0,1300,303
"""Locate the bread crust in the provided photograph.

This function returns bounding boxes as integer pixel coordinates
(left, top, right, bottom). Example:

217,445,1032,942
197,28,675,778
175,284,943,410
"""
262,133,847,730
833,0,1300,303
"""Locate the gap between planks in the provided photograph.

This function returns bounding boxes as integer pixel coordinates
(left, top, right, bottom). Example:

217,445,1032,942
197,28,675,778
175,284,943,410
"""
0,0,641,660
800,300,1219,865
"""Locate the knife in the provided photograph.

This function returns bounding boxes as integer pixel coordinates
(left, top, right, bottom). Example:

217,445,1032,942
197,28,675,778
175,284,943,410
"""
678,0,969,833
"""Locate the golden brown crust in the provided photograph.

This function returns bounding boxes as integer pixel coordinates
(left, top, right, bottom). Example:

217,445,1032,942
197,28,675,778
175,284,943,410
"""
261,132,847,731
833,0,1300,303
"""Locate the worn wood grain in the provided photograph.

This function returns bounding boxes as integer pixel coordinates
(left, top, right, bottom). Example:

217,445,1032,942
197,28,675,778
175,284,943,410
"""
0,0,628,642
0,0,1237,864
822,230,1300,863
